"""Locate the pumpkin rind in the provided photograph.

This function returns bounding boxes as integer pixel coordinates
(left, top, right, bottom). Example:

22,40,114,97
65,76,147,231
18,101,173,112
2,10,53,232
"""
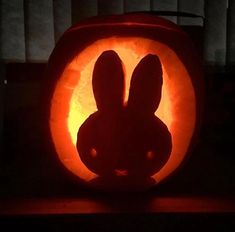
47,13,203,190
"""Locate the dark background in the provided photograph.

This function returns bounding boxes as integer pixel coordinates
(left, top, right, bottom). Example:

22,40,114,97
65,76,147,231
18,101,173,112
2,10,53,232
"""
0,0,235,230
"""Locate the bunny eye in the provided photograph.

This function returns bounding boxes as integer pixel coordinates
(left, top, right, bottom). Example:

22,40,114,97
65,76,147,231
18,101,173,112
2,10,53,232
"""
146,151,155,160
90,148,98,158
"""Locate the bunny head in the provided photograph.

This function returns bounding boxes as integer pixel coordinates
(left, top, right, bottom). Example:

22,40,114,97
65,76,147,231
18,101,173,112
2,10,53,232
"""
76,50,172,181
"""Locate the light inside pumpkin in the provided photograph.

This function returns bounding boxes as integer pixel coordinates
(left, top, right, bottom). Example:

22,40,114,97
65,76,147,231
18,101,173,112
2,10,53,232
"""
50,36,196,183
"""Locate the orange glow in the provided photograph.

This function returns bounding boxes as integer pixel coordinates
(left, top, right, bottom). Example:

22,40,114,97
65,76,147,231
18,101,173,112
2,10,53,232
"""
50,36,196,183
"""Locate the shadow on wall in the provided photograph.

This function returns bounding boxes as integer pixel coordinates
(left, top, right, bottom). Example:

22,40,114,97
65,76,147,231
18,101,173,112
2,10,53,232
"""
0,62,5,156
227,49,235,66
215,49,226,66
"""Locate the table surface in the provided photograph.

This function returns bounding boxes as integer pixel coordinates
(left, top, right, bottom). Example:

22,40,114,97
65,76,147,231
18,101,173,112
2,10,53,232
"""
1,196,235,216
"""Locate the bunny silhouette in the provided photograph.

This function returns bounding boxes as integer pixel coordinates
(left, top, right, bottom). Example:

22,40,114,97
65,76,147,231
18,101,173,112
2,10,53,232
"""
76,50,172,181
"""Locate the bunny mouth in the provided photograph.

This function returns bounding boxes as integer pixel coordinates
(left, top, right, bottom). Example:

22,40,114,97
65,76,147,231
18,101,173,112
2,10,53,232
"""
114,169,128,176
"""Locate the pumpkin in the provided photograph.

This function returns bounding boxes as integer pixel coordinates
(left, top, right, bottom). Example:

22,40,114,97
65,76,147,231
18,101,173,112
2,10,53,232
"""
46,13,203,191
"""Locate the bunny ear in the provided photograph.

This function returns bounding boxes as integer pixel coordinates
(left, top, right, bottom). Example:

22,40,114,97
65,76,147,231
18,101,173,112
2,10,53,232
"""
127,54,163,115
92,50,125,113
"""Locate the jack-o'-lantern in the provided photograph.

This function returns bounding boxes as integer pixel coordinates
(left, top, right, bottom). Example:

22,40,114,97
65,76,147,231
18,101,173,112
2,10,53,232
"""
46,13,203,191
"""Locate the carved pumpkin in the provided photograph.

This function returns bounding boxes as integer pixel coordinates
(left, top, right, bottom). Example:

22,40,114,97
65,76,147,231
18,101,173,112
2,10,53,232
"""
46,14,203,190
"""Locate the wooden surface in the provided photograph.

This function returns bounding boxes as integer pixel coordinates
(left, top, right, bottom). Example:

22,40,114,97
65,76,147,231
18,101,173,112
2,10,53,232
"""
1,196,235,231
1,196,235,216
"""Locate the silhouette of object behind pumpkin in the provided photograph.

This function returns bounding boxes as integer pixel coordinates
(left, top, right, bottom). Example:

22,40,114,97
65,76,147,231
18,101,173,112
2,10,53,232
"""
76,50,172,187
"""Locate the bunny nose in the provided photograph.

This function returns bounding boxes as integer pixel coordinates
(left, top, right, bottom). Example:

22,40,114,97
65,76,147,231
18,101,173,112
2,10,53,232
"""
114,169,128,176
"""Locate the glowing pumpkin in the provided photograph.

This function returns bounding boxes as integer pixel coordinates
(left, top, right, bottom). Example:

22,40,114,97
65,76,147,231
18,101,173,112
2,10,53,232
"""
46,14,203,190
